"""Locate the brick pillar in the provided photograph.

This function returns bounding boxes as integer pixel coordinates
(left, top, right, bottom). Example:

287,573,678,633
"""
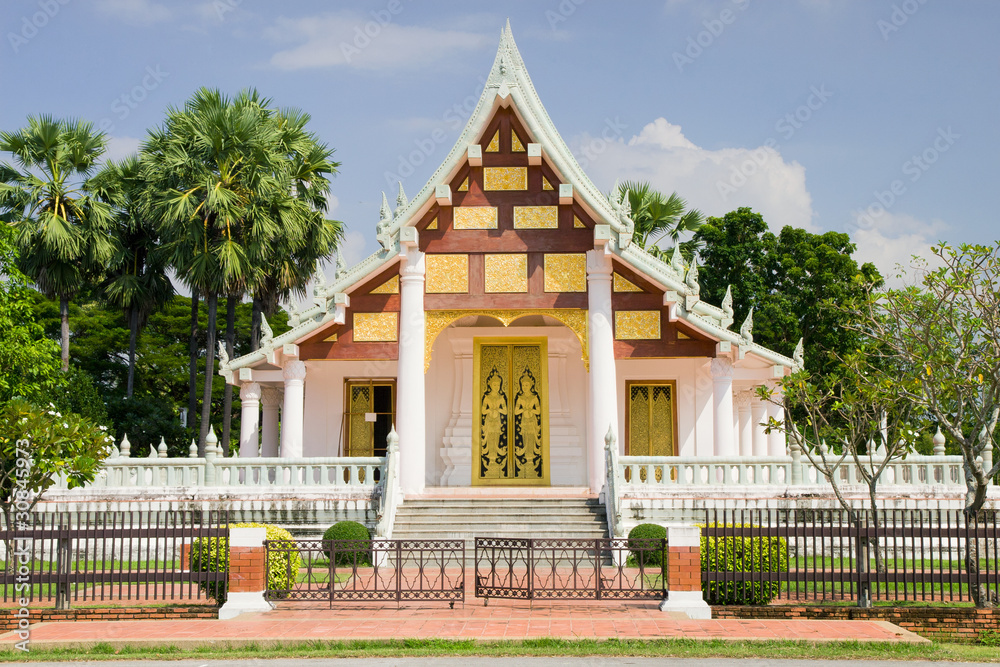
658,525,711,619
218,527,273,620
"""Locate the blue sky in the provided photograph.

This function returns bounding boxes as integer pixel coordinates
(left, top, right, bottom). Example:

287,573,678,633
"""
2,0,996,283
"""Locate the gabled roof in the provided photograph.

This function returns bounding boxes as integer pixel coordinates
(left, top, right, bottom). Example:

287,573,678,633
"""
221,22,797,377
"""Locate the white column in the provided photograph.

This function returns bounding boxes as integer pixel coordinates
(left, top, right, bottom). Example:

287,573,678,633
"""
239,382,261,458
280,361,306,458
766,382,787,456
397,247,426,494
260,386,281,457
735,391,753,457
751,394,769,457
711,358,735,457
586,248,618,494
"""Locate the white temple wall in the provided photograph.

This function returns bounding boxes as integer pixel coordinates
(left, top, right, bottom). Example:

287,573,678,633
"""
615,357,715,457
302,359,399,457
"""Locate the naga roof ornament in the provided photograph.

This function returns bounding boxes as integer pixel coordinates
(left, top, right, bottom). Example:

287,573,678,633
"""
740,307,754,345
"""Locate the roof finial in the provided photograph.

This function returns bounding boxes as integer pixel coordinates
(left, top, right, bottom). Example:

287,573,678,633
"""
376,192,393,251
217,339,229,367
395,182,408,216
740,308,754,345
286,299,300,327
260,314,274,347
685,261,700,296
793,337,804,369
721,285,733,319
670,245,685,275
378,192,391,224
335,247,346,279
313,260,327,296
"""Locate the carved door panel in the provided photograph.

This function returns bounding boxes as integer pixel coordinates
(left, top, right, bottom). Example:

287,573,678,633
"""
473,338,549,486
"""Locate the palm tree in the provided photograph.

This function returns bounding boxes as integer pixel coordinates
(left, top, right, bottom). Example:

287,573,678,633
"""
142,88,340,453
90,155,174,397
614,181,705,261
0,116,116,371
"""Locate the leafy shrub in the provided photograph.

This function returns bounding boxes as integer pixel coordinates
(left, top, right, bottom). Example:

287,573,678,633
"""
322,521,372,566
700,523,788,605
189,522,301,604
627,523,667,568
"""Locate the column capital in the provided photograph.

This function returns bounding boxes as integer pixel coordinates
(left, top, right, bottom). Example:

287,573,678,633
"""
283,360,306,383
734,390,753,411
239,382,261,402
710,357,733,379
400,247,425,280
586,248,613,277
261,385,283,406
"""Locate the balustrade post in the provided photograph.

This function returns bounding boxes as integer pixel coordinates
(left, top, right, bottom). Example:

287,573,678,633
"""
205,426,218,486
790,440,803,485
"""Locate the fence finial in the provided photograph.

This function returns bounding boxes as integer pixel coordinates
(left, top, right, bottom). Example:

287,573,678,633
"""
387,425,399,453
148,444,158,459
604,424,616,450
188,439,198,458
205,426,219,461
933,427,946,456
120,433,131,458
158,436,168,458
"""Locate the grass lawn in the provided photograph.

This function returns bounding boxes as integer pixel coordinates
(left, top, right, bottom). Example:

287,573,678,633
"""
2,638,1000,661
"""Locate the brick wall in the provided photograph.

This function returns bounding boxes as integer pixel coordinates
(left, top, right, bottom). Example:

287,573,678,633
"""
667,546,701,592
712,605,1000,642
0,606,217,631
227,545,265,593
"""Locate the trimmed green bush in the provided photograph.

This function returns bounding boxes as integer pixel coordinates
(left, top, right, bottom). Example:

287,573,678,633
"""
189,522,301,604
322,521,372,566
700,523,788,605
627,523,667,568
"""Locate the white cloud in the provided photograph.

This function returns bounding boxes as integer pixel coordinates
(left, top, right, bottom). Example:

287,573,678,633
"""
265,13,489,70
95,0,171,25
850,212,947,283
576,118,816,236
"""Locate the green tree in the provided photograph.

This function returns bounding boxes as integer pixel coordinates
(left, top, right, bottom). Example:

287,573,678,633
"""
614,181,704,260
91,155,174,397
0,116,116,371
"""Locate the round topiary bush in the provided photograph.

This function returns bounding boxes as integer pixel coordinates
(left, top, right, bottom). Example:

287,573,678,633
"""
627,523,667,568
700,523,788,605
322,520,372,566
189,522,301,604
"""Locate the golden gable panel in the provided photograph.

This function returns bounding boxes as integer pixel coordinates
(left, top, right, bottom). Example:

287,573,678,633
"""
453,207,498,230
485,130,499,152
511,131,525,152
426,216,438,230
483,167,527,191
457,177,469,192
354,312,398,342
514,206,558,229
542,176,554,191
543,253,587,292
484,254,528,293
371,275,399,294
425,254,469,293
573,216,586,229
615,310,661,340
613,273,643,293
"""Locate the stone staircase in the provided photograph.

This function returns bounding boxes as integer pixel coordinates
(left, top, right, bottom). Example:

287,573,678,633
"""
390,496,609,543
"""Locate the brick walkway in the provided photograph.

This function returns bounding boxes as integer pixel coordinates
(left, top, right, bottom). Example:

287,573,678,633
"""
0,600,927,648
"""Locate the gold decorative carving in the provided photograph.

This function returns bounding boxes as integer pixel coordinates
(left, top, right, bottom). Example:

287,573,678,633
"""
424,309,589,372
615,310,661,340
453,207,498,230
473,337,549,486
323,332,338,342
484,167,527,191
353,312,398,342
627,382,676,456
514,206,558,229
573,216,586,229
457,177,469,192
485,254,528,293
541,176,554,191
370,275,399,294
426,216,438,230
543,254,587,292
425,254,468,293
511,131,525,152
485,130,499,152
613,273,642,293
676,330,691,340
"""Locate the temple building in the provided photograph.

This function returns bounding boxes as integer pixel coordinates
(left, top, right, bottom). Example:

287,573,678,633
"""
220,23,795,497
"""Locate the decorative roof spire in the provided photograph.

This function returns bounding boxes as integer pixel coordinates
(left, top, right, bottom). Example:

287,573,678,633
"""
740,308,754,345
217,339,229,367
260,315,274,347
395,182,408,215
487,18,523,89
313,260,327,291
378,191,391,225
335,247,346,279
670,245,684,275
287,299,300,327
721,285,733,319
376,191,393,251
685,261,700,296
793,337,804,369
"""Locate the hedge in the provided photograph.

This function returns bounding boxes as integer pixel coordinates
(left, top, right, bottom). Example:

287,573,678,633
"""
627,523,667,568
323,520,372,566
189,522,301,604
700,523,788,605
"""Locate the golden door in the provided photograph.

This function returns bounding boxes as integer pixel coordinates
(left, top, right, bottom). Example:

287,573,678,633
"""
472,337,550,486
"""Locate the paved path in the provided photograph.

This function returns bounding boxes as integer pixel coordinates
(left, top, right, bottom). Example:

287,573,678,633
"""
0,600,927,649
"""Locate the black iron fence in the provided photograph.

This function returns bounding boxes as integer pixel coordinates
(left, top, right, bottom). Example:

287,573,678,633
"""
474,537,666,601
264,538,465,606
703,508,1000,605
1,511,228,608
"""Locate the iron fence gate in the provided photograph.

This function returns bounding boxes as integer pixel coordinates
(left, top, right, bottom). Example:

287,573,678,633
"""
474,537,666,601
265,538,465,606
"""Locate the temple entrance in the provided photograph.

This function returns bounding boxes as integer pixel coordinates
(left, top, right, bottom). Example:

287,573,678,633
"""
472,337,550,486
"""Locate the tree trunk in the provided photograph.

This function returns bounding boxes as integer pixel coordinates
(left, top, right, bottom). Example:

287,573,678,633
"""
221,296,237,457
250,296,262,352
187,289,200,431
126,306,138,398
59,296,69,372
198,292,218,455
